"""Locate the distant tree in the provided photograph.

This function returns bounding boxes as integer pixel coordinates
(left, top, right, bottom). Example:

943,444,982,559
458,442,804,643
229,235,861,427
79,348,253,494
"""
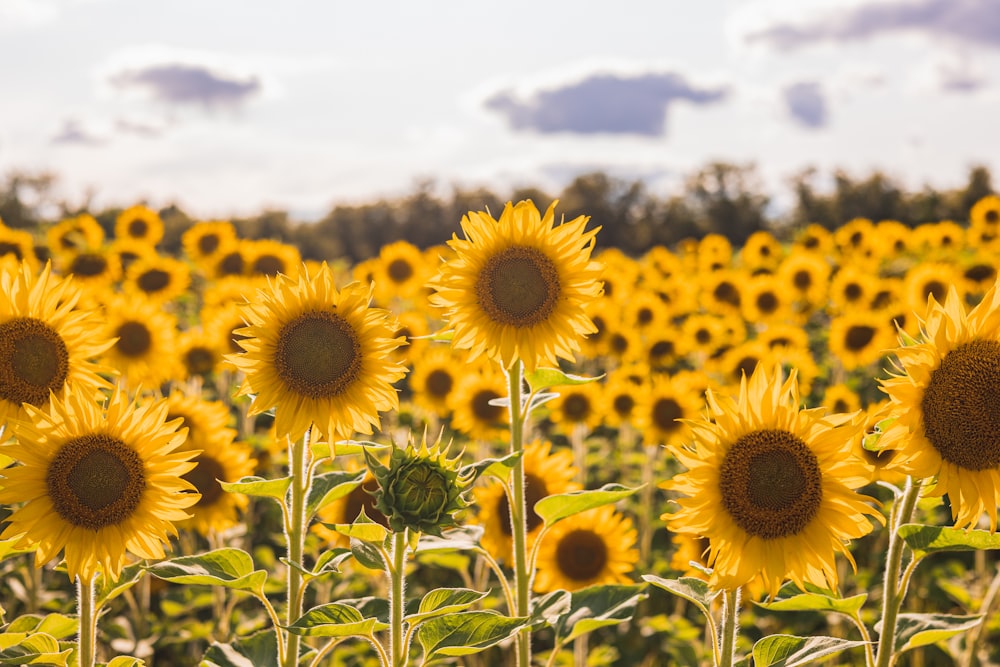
684,162,769,244
0,170,60,229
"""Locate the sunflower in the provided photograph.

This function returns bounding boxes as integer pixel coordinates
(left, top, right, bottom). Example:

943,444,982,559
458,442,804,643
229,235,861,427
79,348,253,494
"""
644,329,682,372
664,365,879,595
101,295,181,388
0,226,39,272
739,231,783,273
678,313,731,360
210,240,251,280
879,283,1000,529
123,254,191,304
176,328,224,380
108,237,157,273
473,439,580,563
0,262,113,429
533,505,638,593
828,265,873,315
622,290,669,337
911,221,966,255
313,469,388,548
828,311,896,371
960,252,1000,298
373,240,428,305
177,433,256,537
634,374,702,448
546,381,604,434
699,270,746,316
408,346,470,419
388,310,429,366
60,248,122,297
970,195,1000,231
579,298,616,359
594,248,639,303
821,383,861,415
875,220,913,257
792,224,834,256
245,238,301,280
834,217,876,257
741,274,796,325
181,220,238,266
777,251,829,312
756,323,809,352
115,205,164,246
605,325,644,365
227,262,407,443
903,262,960,318
600,370,646,428
46,214,105,257
447,366,510,442
852,399,907,487
696,234,733,272
0,386,198,581
644,245,684,281
428,199,603,373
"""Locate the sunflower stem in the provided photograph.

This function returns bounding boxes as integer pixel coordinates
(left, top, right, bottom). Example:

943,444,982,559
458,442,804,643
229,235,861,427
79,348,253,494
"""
284,428,314,667
718,587,740,667
506,360,532,667
389,530,408,667
76,573,98,667
875,476,922,667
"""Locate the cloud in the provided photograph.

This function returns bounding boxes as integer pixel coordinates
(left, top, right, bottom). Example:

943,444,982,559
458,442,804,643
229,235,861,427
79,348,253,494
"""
110,63,261,108
746,0,1000,51
936,55,989,92
115,118,165,138
484,71,728,137
51,119,105,146
783,82,828,128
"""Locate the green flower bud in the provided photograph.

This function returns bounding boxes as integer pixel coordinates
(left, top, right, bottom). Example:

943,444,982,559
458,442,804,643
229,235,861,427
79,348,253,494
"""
365,432,472,537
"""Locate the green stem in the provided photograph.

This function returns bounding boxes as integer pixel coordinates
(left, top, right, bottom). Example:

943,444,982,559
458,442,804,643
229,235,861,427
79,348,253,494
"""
389,531,408,667
849,611,876,667
875,477,922,667
506,360,531,667
284,427,314,667
718,588,740,667
77,573,98,667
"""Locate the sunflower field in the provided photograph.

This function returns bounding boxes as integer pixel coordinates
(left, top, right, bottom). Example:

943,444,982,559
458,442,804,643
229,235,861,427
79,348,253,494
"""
2,194,1000,667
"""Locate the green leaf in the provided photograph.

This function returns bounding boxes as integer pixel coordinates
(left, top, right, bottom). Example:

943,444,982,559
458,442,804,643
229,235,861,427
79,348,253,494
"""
879,613,983,654
414,525,484,553
530,590,572,628
535,484,640,528
32,614,77,640
757,592,867,616
327,521,390,545
553,584,647,645
219,476,291,504
417,611,530,660
95,562,145,607
285,602,388,637
405,588,490,625
642,575,719,624
0,632,71,665
526,368,603,392
752,634,869,667
0,537,32,562
310,438,388,460
461,451,523,484
146,548,266,594
350,539,386,570
898,524,1000,559
305,469,366,519
202,629,279,667
103,657,145,667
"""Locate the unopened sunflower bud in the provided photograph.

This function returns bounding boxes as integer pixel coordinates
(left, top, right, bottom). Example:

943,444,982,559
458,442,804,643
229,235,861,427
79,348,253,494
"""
365,433,472,536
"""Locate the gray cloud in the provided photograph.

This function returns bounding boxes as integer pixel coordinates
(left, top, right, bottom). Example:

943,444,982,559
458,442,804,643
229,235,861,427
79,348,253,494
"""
485,71,728,137
51,120,105,146
115,118,164,138
937,59,988,92
746,0,1000,50
110,63,261,108
783,82,828,128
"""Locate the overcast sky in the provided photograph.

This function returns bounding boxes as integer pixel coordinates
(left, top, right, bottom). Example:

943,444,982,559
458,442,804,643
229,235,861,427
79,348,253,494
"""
1,0,998,219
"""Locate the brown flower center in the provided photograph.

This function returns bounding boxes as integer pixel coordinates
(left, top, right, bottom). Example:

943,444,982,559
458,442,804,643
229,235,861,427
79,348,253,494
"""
387,258,414,283
921,339,1000,470
561,393,591,423
137,268,171,294
0,317,70,407
425,369,454,399
275,311,362,399
252,255,284,277
116,321,153,357
184,454,226,506
198,233,221,256
555,529,608,581
0,241,24,260
498,471,549,536
184,346,217,376
127,219,149,239
70,253,109,277
845,325,876,352
475,246,560,328
652,397,683,433
471,388,505,423
719,428,823,539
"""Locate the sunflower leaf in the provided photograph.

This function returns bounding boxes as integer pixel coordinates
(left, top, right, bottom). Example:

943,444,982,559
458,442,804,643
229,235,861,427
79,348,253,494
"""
350,538,387,570
756,592,867,616
461,451,522,484
146,548,266,594
202,628,279,667
0,631,71,664
305,469,367,519
312,439,389,459
284,602,388,637
0,536,33,562
414,525,484,553
642,575,719,624
104,657,145,667
416,611,530,660
898,524,1000,559
219,476,292,504
535,484,640,528
752,634,869,667
526,368,604,392
95,562,146,607
875,613,983,654
328,509,390,544
552,584,647,645
404,588,491,626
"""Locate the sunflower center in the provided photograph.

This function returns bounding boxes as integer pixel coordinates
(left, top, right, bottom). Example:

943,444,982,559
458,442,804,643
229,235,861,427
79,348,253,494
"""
922,280,947,303
253,255,284,276
137,269,170,293
498,471,548,535
425,369,454,398
70,253,109,277
921,339,1000,470
719,428,823,540
965,264,996,284
986,210,1000,225
218,252,244,276
0,241,23,260
756,292,779,314
387,258,414,283
793,270,812,290
651,340,674,358
184,346,216,376
128,219,149,238
475,246,560,327
0,317,70,407
116,321,153,357
47,434,146,531
555,529,608,581
183,454,226,506
562,393,591,422
844,283,863,301
344,483,389,527
472,389,504,422
198,233,221,256
652,397,682,433
275,311,362,399
713,281,740,306
845,325,876,351
613,394,635,418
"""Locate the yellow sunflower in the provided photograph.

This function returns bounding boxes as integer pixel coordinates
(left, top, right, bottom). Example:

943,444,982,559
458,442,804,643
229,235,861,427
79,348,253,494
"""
903,262,961,318
123,254,191,304
115,205,164,246
227,262,407,443
108,237,157,273
599,370,646,428
911,221,966,255
428,199,603,372
408,346,470,419
182,220,239,266
697,233,733,272
634,374,702,448
46,214,105,257
739,231,783,273
879,283,1000,529
828,311,896,371
792,224,833,256
664,365,879,595
533,505,638,593
970,195,1000,231
699,270,746,316
447,366,510,442
741,274,797,325
472,439,580,563
546,381,604,434
176,328,224,381
373,240,429,305
0,262,113,429
777,251,829,312
177,433,256,536
0,386,198,581
0,226,40,272
60,248,122,297
245,238,301,280
101,295,181,388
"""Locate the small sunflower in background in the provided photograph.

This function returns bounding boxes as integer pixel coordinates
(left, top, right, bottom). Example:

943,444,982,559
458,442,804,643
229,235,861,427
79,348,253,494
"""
911,220,965,255
101,294,181,389
176,328,224,382
115,204,164,246
594,248,639,303
739,230,783,274
533,505,638,593
970,194,1000,232
634,373,702,449
880,283,1000,529
408,345,469,420
0,226,40,272
821,383,862,415
0,262,113,430
210,239,252,280
373,240,428,305
903,262,960,318
447,366,510,442
828,311,896,371
600,370,646,430
182,220,239,267
777,251,829,313
834,217,876,258
644,329,682,372
473,439,580,563
124,254,191,304
227,262,407,443
245,238,301,280
428,199,603,373
741,273,796,325
699,269,745,316
792,223,833,256
388,310,428,366
828,265,873,315
696,233,733,272
109,237,157,273
59,247,122,299
664,365,879,596
46,213,105,257
0,386,199,581
960,252,999,297
545,381,604,436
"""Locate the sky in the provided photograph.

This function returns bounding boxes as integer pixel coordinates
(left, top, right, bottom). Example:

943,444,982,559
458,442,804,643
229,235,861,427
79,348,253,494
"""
1,0,998,220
